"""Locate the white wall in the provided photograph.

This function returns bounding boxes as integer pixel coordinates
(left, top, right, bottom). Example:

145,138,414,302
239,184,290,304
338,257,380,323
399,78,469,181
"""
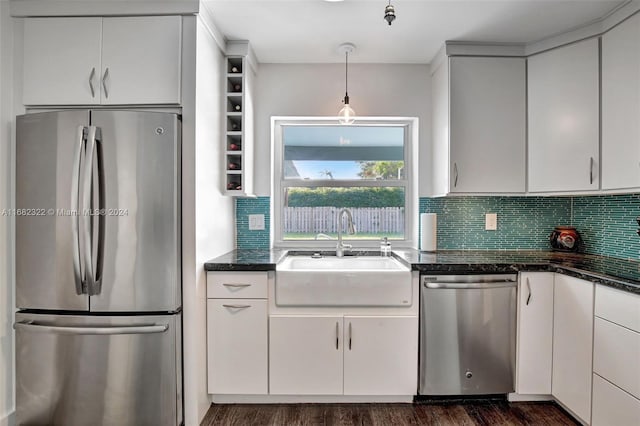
181,12,235,426
254,63,432,196
0,1,14,424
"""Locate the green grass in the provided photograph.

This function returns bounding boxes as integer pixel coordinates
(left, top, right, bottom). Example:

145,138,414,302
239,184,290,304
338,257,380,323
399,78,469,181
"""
284,232,404,241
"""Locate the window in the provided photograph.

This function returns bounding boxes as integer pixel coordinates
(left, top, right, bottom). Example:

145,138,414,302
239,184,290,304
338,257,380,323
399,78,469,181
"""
273,118,417,248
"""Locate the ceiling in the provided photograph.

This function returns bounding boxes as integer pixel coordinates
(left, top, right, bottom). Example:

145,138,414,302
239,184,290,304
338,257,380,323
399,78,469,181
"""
203,0,626,64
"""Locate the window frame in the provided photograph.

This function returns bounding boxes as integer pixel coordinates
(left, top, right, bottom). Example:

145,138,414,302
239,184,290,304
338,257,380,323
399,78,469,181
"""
271,116,418,249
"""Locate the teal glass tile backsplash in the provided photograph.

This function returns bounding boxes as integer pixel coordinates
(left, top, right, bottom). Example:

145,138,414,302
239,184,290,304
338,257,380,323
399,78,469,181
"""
572,194,639,260
236,197,270,250
419,196,572,251
236,194,640,260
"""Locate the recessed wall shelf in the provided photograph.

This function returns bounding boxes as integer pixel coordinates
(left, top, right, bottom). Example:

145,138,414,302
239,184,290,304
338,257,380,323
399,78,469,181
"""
224,55,248,194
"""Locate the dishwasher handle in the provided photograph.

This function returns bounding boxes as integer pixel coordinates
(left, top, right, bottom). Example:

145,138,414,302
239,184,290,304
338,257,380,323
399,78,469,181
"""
424,281,517,289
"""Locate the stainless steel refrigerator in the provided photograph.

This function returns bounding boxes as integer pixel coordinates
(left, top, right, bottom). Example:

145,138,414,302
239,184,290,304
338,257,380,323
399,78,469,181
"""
14,110,182,426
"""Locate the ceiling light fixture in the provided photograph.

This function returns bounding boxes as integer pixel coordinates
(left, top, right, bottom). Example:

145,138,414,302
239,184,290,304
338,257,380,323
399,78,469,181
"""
338,43,356,125
384,0,396,26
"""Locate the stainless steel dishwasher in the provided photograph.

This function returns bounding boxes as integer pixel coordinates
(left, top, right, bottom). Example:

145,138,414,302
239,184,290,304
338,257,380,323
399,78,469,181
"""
419,274,517,395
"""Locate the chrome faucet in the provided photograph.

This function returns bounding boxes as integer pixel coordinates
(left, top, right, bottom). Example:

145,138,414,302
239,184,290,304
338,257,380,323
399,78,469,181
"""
336,208,356,257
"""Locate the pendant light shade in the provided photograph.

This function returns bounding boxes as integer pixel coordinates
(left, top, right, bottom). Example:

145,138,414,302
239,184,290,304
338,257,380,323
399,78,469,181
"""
338,43,356,125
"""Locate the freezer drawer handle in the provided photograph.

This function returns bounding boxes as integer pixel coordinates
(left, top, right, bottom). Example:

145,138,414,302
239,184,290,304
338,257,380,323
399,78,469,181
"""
222,304,251,309
424,281,516,289
222,283,251,288
13,321,168,335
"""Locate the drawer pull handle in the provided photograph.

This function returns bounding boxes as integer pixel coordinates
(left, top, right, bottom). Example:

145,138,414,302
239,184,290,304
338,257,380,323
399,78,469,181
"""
222,283,251,288
222,304,251,309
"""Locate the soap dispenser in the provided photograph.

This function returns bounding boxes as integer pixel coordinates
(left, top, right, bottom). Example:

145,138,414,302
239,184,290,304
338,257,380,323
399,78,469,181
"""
380,237,391,256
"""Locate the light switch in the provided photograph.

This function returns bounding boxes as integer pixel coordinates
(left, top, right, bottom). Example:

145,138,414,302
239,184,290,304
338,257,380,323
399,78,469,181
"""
248,214,265,230
485,213,497,231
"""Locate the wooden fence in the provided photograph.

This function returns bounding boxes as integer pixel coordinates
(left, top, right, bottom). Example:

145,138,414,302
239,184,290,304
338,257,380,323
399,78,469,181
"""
284,207,405,234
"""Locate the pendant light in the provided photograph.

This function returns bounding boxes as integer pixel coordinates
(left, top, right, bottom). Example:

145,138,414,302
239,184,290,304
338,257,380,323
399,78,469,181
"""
384,1,396,26
338,43,356,125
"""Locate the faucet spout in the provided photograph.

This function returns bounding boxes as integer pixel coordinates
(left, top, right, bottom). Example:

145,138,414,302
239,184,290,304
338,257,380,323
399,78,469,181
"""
336,208,356,257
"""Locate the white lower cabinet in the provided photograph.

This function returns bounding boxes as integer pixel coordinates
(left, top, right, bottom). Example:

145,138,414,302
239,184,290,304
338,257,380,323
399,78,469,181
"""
207,271,269,395
592,374,640,426
516,272,554,395
269,315,418,395
343,316,418,395
269,315,344,395
592,284,640,425
552,274,594,423
207,299,268,394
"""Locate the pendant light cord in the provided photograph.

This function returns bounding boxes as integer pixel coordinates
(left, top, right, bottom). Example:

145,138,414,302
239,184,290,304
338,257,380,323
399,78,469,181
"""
345,50,349,98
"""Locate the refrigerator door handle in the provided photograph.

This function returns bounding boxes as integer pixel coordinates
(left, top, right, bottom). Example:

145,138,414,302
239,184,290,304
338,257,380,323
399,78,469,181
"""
72,126,87,295
14,321,168,335
83,126,96,295
90,127,105,294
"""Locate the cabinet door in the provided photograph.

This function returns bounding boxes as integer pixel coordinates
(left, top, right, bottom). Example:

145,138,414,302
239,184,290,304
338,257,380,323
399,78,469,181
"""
592,374,640,426
552,274,594,423
602,12,640,190
101,16,181,105
269,315,343,395
23,18,102,105
516,272,554,395
528,38,599,192
343,316,418,395
449,57,526,193
207,299,268,394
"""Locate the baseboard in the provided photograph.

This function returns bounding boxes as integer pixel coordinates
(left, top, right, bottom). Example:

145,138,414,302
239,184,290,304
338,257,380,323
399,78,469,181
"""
508,393,554,402
210,395,414,404
0,411,15,426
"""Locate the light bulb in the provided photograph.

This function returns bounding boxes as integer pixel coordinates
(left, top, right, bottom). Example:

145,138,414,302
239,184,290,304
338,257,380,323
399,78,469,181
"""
339,103,355,125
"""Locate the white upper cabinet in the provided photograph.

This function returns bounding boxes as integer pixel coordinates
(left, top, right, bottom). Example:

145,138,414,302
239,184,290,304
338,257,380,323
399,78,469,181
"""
449,57,526,193
23,18,103,105
528,38,600,193
100,17,181,105
431,56,526,195
23,16,181,106
601,12,640,191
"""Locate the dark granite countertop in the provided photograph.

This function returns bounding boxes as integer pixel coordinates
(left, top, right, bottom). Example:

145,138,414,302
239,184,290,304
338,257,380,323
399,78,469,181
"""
205,249,640,295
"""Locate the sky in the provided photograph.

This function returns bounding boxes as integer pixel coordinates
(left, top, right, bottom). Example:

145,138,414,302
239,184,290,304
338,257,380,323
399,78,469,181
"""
292,161,361,180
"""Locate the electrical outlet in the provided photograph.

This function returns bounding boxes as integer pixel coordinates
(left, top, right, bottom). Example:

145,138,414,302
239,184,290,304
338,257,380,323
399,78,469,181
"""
248,214,265,230
485,213,497,231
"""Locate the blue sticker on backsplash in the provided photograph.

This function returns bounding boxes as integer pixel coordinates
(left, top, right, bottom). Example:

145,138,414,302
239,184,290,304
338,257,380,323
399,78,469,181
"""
237,194,640,260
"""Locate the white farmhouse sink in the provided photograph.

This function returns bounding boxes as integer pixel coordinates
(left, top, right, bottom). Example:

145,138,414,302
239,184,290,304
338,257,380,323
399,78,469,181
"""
275,255,412,307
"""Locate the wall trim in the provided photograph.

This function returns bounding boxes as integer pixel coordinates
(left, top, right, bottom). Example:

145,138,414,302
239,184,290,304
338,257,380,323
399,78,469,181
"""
0,411,15,426
197,1,226,54
435,1,640,61
9,0,199,17
211,395,414,404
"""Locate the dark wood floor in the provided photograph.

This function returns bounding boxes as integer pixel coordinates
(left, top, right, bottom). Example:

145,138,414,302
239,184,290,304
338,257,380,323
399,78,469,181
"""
201,402,580,426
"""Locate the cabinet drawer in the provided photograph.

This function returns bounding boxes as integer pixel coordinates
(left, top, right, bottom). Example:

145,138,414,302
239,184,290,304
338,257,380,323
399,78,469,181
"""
207,272,268,299
592,374,640,426
594,317,640,399
207,299,268,394
595,285,640,332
